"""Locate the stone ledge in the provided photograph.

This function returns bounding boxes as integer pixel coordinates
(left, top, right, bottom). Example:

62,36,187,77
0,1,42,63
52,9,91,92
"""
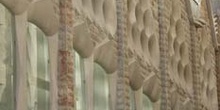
193,17,207,28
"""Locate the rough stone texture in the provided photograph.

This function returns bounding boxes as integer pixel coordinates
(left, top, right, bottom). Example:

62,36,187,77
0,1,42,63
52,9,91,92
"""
115,0,130,109
197,1,218,109
158,0,171,109
70,0,218,109
58,0,75,109
216,50,220,110
191,25,201,110
0,0,219,109
215,14,220,110
127,0,161,105
169,0,194,110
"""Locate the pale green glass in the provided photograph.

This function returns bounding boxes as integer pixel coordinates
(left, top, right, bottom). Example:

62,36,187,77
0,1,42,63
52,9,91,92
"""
143,94,153,110
190,0,201,18
27,23,50,110
0,3,15,110
75,52,86,110
130,88,136,110
94,63,109,110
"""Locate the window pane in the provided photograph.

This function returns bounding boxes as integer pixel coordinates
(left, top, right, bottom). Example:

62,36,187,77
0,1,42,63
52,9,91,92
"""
27,23,50,110
0,3,15,110
75,52,86,110
190,0,201,18
143,94,152,110
94,64,109,110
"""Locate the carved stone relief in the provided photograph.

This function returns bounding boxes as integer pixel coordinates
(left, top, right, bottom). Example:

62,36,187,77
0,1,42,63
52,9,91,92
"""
0,0,218,110
73,0,117,35
127,0,160,94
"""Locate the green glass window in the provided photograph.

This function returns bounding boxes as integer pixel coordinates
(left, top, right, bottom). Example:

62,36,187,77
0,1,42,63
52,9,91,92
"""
0,3,15,110
190,0,202,18
75,52,86,110
27,23,50,110
94,63,109,110
143,94,153,110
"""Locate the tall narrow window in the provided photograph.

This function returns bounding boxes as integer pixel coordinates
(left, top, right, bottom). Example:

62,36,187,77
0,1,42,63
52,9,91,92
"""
27,23,50,110
130,88,136,110
0,3,15,110
190,0,202,18
94,63,109,110
143,94,153,110
75,52,86,110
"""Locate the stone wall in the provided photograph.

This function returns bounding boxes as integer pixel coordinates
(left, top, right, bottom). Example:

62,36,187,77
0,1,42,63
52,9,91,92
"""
0,0,218,110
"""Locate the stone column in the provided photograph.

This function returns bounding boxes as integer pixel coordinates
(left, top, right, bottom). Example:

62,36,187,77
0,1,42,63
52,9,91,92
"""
215,15,220,110
84,56,94,110
115,0,130,109
191,26,201,110
216,48,220,110
15,12,28,110
48,34,58,110
184,0,202,109
58,0,75,109
158,0,171,110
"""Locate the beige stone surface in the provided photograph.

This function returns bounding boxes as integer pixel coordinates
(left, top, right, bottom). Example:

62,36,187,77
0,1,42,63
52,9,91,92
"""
0,0,219,109
71,0,218,109
28,0,59,36
0,0,30,14
0,0,59,36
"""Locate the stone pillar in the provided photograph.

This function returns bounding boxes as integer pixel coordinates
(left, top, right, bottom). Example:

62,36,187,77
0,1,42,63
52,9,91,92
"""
15,12,28,110
214,15,220,110
58,0,75,109
191,26,201,110
158,0,171,110
185,0,202,109
216,48,220,110
48,34,58,110
115,0,130,109
84,55,94,110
